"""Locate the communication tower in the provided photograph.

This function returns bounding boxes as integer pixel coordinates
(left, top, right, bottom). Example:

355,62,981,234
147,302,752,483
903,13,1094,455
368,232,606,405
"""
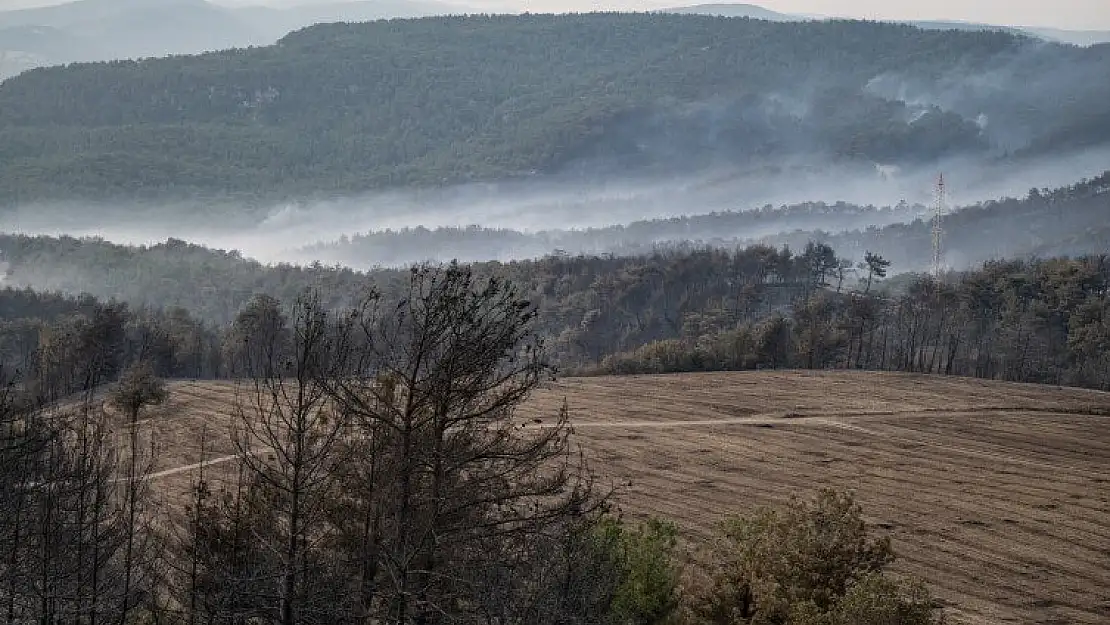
932,174,946,281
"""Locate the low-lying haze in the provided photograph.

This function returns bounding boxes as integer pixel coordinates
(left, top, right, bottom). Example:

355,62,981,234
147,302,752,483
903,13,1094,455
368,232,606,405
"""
0,147,1105,267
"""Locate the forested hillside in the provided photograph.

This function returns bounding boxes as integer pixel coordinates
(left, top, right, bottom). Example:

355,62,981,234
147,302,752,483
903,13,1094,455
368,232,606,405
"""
2,226,1109,390
1,13,1108,204
293,171,1110,269
297,199,925,267
760,172,1110,271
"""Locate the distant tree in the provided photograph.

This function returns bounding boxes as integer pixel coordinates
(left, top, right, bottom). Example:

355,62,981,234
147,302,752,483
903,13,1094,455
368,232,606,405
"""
793,294,843,370
801,242,840,295
859,252,892,294
223,294,290,378
754,314,792,370
835,259,855,294
111,361,168,424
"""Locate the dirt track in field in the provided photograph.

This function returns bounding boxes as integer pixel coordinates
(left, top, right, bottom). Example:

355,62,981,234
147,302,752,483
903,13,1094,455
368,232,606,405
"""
129,371,1110,625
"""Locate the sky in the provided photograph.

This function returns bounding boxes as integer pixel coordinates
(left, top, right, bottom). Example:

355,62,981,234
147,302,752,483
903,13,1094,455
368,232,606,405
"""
474,1,1110,30
0,0,1108,31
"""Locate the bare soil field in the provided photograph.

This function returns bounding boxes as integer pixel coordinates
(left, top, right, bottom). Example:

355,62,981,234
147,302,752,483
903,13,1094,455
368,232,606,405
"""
128,371,1110,625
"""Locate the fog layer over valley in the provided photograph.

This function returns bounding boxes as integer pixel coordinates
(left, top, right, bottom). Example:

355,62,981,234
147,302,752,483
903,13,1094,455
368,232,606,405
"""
1,14,1108,275
1,153,1107,271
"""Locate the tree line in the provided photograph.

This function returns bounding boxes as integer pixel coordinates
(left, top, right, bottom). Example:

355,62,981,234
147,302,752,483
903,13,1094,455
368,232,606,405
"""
598,254,1110,391
2,229,1110,390
0,263,943,624
296,200,923,268
756,172,1110,273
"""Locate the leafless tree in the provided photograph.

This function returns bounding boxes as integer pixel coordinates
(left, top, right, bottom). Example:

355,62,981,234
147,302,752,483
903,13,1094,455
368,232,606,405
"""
0,364,45,624
0,322,141,625
322,263,602,624
226,290,350,625
110,360,167,624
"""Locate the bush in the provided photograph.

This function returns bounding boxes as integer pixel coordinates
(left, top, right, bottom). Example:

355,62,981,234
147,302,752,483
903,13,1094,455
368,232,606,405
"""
584,517,683,625
687,489,943,625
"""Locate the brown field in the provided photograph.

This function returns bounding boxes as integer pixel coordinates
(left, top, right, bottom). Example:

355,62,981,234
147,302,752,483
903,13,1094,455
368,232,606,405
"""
127,371,1110,625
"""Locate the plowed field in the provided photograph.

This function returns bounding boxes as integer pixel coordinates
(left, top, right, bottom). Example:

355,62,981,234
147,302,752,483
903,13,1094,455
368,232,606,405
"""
127,371,1110,625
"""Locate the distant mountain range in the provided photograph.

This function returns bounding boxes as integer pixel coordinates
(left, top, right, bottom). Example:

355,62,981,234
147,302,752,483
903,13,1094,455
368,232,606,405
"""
662,4,1110,46
0,0,467,79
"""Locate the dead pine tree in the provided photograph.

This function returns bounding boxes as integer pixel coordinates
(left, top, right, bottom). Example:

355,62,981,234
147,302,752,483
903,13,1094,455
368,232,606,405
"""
186,426,210,625
228,290,348,625
0,364,46,624
322,263,603,624
110,360,167,624
158,422,211,625
188,442,258,625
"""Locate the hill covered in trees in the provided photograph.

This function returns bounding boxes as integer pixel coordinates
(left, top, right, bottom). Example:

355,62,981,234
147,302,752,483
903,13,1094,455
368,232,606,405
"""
289,171,1109,269
1,13,1108,205
759,172,1110,271
294,199,926,267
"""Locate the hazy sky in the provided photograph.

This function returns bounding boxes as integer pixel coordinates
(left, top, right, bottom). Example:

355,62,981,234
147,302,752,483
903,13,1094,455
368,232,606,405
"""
476,1,1110,30
1,0,1108,30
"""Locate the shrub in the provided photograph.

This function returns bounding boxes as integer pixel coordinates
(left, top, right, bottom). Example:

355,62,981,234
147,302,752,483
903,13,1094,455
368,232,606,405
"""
687,489,943,625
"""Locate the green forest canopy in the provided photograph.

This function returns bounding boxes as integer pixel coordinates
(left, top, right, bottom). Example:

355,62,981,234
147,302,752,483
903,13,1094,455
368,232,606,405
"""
0,13,1107,204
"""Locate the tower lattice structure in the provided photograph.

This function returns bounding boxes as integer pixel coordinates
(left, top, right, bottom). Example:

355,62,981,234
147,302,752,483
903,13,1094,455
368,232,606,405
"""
932,174,946,281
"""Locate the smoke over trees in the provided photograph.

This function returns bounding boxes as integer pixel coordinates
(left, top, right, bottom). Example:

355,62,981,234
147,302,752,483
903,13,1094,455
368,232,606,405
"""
0,15,1106,205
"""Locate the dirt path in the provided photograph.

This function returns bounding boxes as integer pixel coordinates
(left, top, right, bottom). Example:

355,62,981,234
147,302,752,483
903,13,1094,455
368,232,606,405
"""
118,454,243,483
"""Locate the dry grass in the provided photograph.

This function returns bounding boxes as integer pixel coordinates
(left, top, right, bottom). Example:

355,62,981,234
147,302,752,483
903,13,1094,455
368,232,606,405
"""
124,371,1110,625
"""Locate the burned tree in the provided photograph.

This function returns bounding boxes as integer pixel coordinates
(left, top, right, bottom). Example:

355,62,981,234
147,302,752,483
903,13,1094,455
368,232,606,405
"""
110,360,167,623
322,263,600,624
186,266,605,625
0,365,131,625
224,291,350,625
